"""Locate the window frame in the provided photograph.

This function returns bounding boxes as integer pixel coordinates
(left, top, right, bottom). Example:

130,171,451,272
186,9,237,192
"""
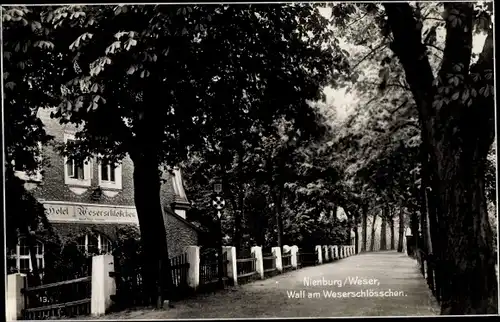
7,237,45,273
97,157,122,190
63,133,92,187
77,233,113,255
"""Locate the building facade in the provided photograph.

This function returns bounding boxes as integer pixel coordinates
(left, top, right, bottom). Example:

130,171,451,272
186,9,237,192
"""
8,108,201,274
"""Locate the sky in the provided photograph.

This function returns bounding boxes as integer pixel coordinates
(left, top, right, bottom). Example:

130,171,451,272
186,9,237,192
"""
318,6,489,123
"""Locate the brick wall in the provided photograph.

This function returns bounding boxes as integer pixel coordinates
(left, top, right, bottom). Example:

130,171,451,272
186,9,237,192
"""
164,212,199,256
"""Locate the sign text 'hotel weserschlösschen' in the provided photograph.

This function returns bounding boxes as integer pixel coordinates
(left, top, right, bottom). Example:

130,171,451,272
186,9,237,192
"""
42,201,139,224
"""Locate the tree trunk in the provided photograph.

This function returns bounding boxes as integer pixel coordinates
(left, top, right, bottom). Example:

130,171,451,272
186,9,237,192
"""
397,207,405,252
233,147,246,253
370,214,378,252
273,182,285,251
361,204,368,252
390,215,395,250
380,208,388,251
131,152,172,307
354,223,359,254
384,3,497,314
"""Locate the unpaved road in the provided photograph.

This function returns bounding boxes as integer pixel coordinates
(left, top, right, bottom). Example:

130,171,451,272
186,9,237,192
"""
88,251,439,319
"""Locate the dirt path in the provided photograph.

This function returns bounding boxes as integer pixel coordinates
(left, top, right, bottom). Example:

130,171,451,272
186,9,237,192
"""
88,251,439,319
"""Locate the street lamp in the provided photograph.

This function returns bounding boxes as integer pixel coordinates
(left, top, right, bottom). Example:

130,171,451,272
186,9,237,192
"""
211,180,225,289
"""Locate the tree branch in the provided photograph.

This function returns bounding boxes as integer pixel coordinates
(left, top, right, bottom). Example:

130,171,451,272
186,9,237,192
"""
383,3,436,126
360,80,410,91
425,43,444,52
351,42,388,71
345,11,369,29
389,98,409,115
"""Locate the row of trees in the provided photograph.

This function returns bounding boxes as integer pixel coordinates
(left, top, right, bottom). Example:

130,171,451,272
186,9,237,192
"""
327,2,497,315
3,2,497,315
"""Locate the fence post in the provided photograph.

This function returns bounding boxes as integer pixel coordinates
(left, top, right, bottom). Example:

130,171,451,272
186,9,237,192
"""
332,245,338,259
6,273,26,321
291,245,299,269
315,245,323,264
185,246,200,290
341,246,345,258
323,245,330,262
272,247,283,273
91,254,116,316
222,246,238,286
251,246,264,279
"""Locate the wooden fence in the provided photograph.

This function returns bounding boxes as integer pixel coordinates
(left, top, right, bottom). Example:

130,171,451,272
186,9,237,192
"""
416,248,442,304
170,253,189,290
236,250,258,282
111,252,190,309
199,248,228,286
262,253,277,275
21,276,92,320
282,250,293,270
298,249,317,267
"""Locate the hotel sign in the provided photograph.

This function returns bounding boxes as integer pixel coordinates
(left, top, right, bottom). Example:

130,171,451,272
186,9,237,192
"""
43,201,139,225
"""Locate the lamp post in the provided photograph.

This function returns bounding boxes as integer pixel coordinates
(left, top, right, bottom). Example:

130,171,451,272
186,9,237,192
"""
212,180,225,289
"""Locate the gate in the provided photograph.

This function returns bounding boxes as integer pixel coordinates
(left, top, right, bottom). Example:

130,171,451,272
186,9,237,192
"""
199,248,229,286
110,252,190,310
21,259,93,320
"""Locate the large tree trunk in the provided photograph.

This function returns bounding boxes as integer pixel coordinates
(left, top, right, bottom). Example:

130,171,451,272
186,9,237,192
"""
370,213,378,252
384,3,497,314
361,204,368,252
397,207,405,252
131,152,172,307
380,208,388,251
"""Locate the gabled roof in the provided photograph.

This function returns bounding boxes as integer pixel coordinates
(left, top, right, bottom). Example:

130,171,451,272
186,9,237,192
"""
163,207,205,233
171,167,190,205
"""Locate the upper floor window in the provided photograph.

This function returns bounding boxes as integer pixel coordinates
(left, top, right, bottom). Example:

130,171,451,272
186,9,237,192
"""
64,133,91,187
98,159,122,190
101,161,116,183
